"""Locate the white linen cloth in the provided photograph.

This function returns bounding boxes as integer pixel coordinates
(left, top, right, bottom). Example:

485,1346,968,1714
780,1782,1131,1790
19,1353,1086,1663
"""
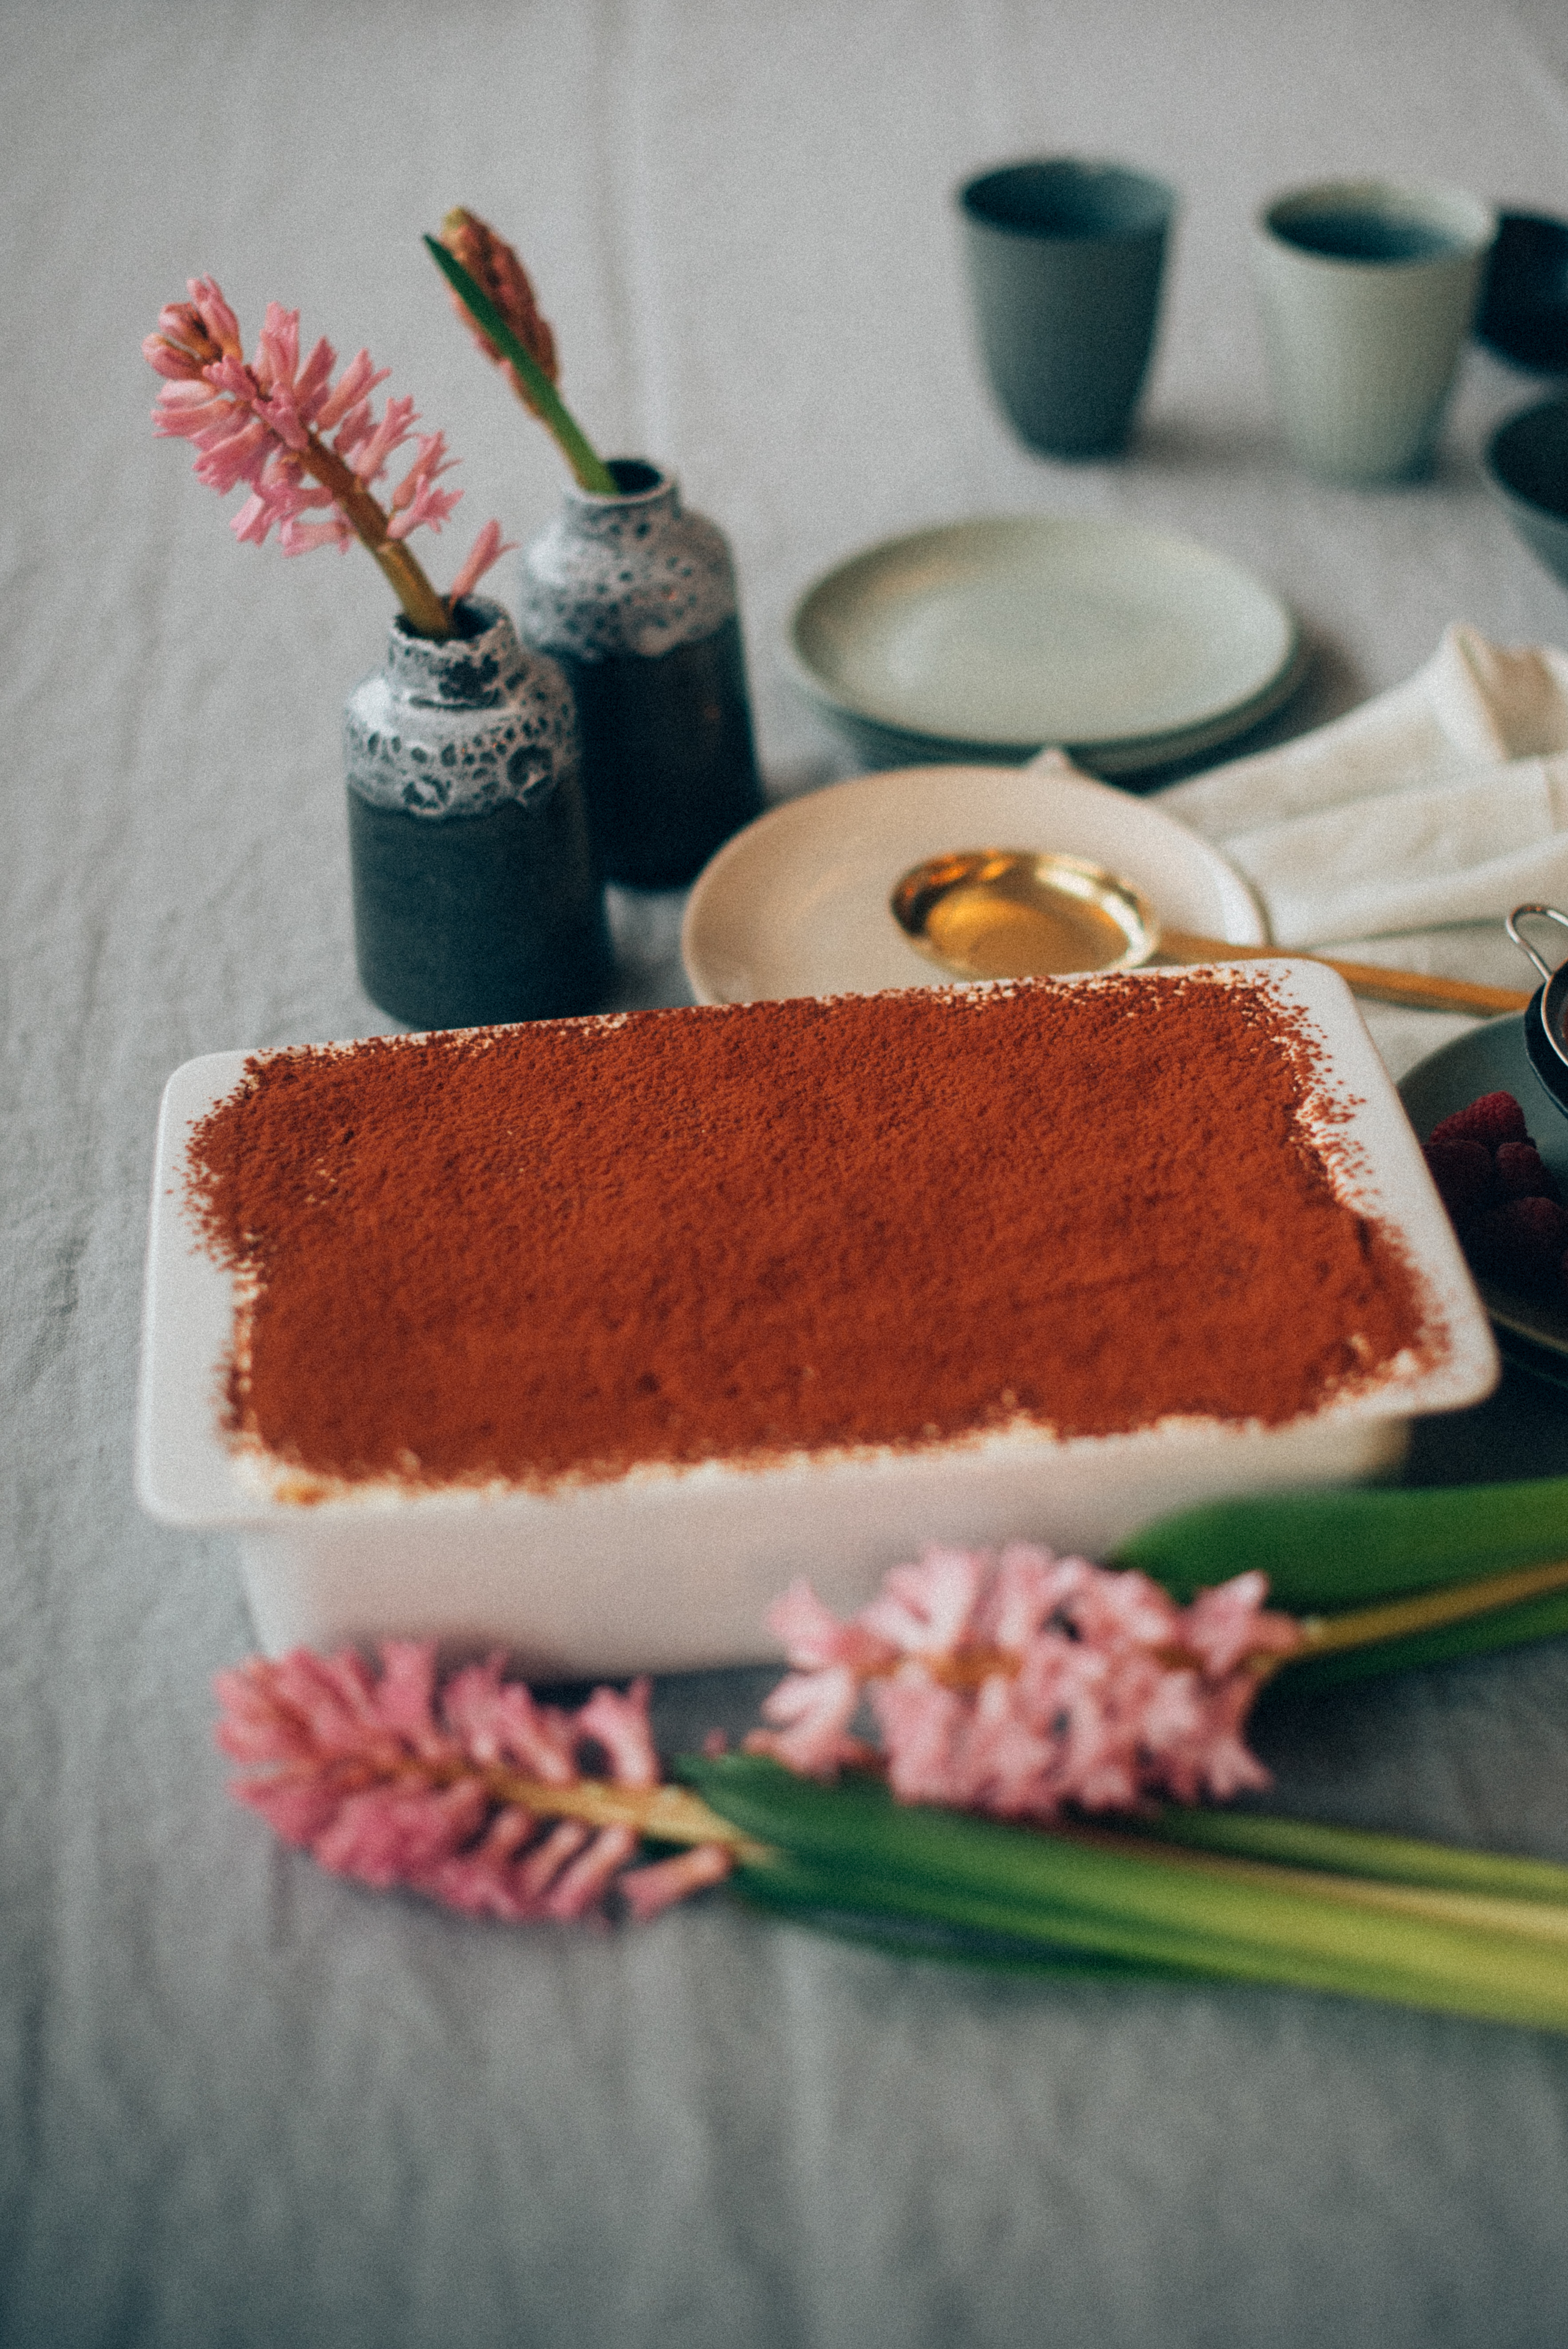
1160,626,1568,947
11,7,1568,2349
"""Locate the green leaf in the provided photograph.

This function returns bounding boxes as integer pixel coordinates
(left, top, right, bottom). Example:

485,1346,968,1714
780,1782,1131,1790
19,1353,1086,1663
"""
1112,1476,1568,1612
682,1757,1568,2033
1142,1807,1568,1904
735,1863,1183,1979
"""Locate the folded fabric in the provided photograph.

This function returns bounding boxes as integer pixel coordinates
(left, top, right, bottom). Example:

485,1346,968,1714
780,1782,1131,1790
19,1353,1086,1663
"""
1158,626,1568,947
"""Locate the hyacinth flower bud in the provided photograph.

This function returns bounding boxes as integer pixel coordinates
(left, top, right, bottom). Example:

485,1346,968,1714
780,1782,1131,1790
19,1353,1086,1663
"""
143,277,246,379
143,303,228,379
439,206,559,416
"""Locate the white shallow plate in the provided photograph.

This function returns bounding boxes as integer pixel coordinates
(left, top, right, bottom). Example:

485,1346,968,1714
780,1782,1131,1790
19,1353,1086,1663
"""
1399,1014,1568,1374
785,516,1302,774
138,965,1496,1679
682,758,1267,1004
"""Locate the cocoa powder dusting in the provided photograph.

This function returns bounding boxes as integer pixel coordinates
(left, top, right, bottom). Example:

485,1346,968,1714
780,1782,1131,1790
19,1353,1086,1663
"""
184,976,1432,1490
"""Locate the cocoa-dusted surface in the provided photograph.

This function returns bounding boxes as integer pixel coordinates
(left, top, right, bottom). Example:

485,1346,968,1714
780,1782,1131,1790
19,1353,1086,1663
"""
185,976,1428,1488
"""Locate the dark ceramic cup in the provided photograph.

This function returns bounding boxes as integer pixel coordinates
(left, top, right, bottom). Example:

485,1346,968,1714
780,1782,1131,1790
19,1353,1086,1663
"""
958,157,1175,458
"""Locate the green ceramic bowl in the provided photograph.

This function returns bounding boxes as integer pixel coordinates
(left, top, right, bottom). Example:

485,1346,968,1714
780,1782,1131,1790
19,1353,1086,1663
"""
1485,394,1568,592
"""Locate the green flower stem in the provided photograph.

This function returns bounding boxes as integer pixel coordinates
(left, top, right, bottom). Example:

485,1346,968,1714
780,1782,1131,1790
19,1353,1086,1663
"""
1278,1553,1568,1685
684,1757,1568,2032
1062,1824,1568,1946
1114,1475,1568,1684
424,237,619,496
1282,1589,1568,1692
297,425,451,638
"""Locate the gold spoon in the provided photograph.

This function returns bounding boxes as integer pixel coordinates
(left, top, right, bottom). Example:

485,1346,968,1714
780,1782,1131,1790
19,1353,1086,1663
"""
890,849,1531,1017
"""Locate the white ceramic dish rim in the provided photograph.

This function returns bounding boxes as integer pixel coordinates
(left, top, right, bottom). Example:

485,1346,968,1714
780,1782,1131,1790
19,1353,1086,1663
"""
135,964,1498,1670
783,513,1301,755
140,960,1496,1534
680,757,1268,1006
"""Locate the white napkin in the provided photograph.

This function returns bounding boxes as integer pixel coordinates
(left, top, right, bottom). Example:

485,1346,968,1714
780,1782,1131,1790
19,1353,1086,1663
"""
1157,625,1568,948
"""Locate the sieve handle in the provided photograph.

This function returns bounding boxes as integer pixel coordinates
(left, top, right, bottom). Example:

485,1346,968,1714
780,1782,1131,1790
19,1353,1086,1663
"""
1505,904,1568,988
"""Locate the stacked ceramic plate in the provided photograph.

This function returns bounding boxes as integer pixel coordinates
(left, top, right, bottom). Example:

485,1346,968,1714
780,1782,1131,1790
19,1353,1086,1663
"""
784,516,1303,778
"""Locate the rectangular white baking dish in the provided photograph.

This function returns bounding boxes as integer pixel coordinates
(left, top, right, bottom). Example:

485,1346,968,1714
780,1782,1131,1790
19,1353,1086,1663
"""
135,963,1498,1676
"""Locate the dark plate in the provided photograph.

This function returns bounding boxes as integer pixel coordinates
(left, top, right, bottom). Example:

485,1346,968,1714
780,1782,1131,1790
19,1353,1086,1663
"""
1398,1015,1568,1375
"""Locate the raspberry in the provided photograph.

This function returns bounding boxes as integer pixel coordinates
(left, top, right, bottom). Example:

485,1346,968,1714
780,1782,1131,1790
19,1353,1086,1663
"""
1493,1139,1561,1203
1428,1090,1529,1147
1422,1136,1494,1224
1466,1195,1568,1288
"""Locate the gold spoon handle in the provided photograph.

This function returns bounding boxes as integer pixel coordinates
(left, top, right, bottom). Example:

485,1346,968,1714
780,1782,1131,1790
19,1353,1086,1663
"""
1158,929,1532,1018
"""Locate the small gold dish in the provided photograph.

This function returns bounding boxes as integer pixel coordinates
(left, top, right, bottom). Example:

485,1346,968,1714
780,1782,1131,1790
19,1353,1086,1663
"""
891,848,1156,980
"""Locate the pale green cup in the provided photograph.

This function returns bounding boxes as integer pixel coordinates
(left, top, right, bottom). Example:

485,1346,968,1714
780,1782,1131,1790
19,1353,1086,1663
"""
1252,178,1497,484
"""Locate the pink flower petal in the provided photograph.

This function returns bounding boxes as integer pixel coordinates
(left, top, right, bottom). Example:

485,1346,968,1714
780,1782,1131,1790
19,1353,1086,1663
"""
1184,1571,1303,1675
574,1679,660,1788
143,334,205,381
369,1641,445,1750
231,1773,346,1849
872,1671,971,1806
187,276,242,358
619,1843,733,1921
312,1779,490,1889
512,1818,593,1904
747,1660,863,1776
348,393,419,485
446,518,515,606
861,1546,989,1654
276,517,355,556
542,1825,640,1920
253,301,300,393
315,349,390,433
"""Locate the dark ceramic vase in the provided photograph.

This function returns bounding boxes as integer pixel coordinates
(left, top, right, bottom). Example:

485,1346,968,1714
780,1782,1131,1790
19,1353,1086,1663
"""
343,596,609,1030
517,460,764,888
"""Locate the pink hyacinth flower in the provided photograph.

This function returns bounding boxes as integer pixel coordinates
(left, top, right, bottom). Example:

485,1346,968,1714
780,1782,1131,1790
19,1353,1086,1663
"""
215,1644,732,1927
744,1579,899,1776
749,1543,1302,1821
146,277,509,619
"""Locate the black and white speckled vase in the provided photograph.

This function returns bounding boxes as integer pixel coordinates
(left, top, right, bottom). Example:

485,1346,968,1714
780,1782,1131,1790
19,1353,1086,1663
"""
343,595,610,1030
517,460,764,888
